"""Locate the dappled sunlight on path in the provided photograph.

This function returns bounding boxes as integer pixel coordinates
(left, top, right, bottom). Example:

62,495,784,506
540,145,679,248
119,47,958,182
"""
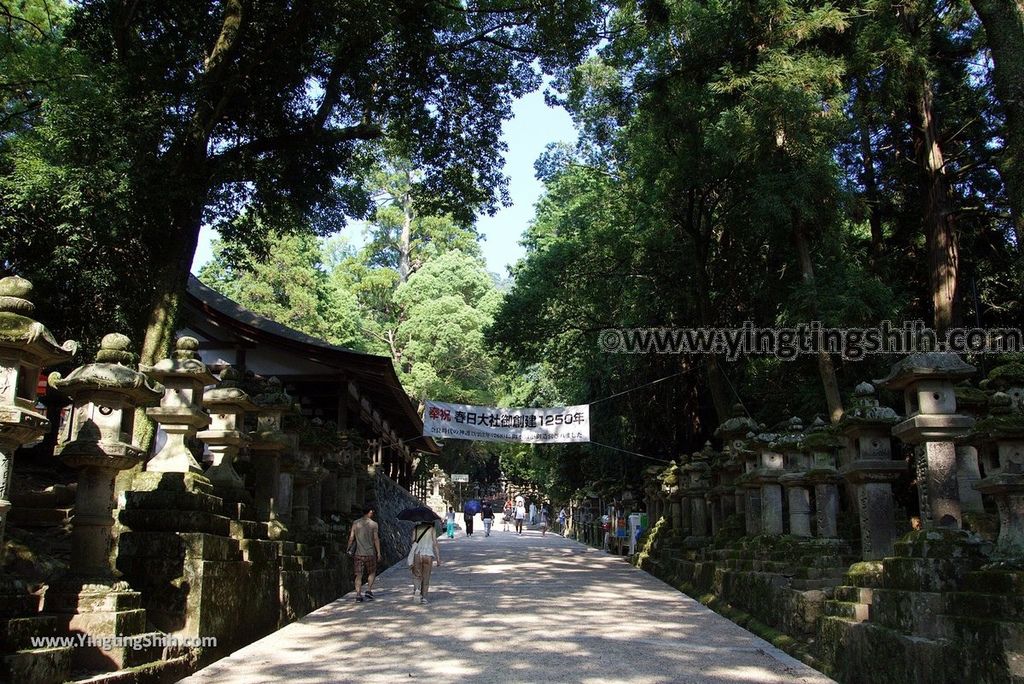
181,528,834,683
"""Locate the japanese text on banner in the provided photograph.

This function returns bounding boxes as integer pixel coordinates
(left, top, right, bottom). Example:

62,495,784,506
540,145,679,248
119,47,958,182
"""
422,401,590,444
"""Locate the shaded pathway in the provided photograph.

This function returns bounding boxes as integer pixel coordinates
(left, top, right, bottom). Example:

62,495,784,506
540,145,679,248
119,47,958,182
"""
181,527,833,683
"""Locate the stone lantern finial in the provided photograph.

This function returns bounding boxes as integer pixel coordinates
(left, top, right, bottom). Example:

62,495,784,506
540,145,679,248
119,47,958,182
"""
0,275,35,314
95,333,135,365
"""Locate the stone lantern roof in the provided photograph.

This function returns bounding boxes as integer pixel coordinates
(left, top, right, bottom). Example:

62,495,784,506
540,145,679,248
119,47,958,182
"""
48,333,163,405
0,275,77,366
801,416,843,451
873,352,976,390
138,336,216,386
203,366,257,411
836,382,899,429
714,403,760,440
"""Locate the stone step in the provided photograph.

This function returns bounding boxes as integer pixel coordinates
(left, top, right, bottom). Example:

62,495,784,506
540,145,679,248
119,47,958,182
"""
842,562,884,588
869,588,946,637
833,585,874,604
946,591,1024,621
0,646,74,684
824,600,870,622
0,614,59,651
790,578,841,591
117,509,231,536
963,570,1024,595
7,507,73,527
230,519,267,540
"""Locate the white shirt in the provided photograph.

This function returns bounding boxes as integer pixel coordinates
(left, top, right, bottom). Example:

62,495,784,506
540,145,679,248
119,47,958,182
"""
515,505,527,520
412,527,436,557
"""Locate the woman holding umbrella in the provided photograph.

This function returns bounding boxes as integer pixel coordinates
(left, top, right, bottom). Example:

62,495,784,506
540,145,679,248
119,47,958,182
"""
397,506,443,604
463,499,481,536
410,521,441,604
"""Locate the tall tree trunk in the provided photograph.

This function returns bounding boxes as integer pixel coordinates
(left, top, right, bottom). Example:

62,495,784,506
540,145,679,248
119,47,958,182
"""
970,0,1024,246
693,239,731,424
398,177,414,283
908,78,960,334
899,3,961,333
854,80,885,264
793,224,845,423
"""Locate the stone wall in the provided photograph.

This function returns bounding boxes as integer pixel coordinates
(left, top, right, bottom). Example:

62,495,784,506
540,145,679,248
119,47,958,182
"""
372,470,426,568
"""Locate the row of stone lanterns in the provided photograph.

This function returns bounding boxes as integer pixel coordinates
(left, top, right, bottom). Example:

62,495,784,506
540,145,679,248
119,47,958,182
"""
641,353,1024,565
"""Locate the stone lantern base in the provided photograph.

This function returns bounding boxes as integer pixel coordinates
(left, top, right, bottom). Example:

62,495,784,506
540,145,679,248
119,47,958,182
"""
43,579,163,671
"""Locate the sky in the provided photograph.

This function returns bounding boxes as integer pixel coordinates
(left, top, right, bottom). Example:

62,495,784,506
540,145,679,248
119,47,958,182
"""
189,90,578,277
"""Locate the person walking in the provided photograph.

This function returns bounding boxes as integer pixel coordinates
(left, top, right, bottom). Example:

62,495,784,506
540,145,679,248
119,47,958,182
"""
445,507,456,539
502,500,512,532
464,507,475,536
558,507,568,535
481,502,495,537
539,507,549,536
348,505,382,603
409,522,441,604
514,500,527,535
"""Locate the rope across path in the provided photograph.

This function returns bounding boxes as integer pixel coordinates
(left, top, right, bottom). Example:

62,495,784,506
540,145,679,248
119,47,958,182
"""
182,525,834,684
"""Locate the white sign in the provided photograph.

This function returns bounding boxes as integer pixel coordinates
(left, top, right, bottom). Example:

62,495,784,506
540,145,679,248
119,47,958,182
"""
451,473,469,483
423,401,590,444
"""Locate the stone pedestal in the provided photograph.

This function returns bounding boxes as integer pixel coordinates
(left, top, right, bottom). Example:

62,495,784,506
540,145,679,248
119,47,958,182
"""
140,337,215,474
975,474,1024,555
781,472,812,537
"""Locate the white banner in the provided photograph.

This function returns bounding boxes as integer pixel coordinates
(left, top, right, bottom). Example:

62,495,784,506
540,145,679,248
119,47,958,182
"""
423,401,590,444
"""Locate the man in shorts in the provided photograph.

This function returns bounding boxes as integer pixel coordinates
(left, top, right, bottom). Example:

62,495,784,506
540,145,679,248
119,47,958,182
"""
348,505,382,602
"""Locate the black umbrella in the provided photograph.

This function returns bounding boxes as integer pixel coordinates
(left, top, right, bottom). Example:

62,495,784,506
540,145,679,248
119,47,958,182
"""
397,506,442,523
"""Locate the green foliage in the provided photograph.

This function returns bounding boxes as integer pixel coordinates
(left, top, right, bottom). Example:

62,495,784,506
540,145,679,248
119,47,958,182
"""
198,229,368,350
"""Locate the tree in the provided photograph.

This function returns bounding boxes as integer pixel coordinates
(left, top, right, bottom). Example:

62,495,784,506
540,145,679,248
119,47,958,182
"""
199,229,368,350
2,0,604,369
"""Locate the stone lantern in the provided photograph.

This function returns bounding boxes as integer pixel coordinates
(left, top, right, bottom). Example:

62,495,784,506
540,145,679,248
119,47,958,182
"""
714,405,760,535
837,382,903,560
249,377,292,537
683,444,712,541
961,393,1024,555
748,423,788,536
876,352,976,529
140,337,215,475
0,276,76,560
802,417,844,539
197,366,255,503
659,460,683,532
953,383,989,514
778,417,813,537
960,361,1024,556
48,334,164,581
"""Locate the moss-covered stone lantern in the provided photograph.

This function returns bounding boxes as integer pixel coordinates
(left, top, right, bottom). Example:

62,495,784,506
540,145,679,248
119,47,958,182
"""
48,334,164,580
876,352,976,529
197,366,255,502
139,336,215,475
0,276,77,561
837,382,902,560
715,404,761,536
